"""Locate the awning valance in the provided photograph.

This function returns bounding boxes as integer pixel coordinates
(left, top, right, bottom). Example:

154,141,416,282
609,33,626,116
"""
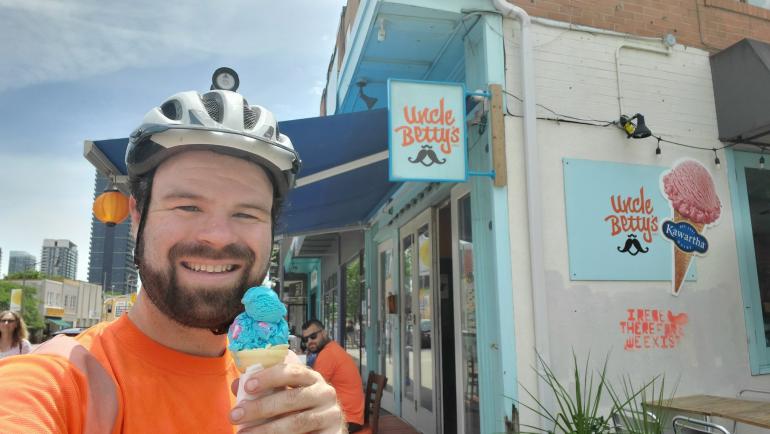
45,318,72,327
710,38,770,145
84,108,397,237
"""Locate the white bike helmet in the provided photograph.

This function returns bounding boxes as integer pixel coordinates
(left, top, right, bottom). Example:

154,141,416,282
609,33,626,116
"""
125,89,301,199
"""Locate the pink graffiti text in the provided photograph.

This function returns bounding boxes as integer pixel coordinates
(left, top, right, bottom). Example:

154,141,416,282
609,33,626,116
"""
619,308,688,350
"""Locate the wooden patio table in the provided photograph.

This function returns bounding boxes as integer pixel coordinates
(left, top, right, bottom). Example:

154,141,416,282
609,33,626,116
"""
644,394,770,430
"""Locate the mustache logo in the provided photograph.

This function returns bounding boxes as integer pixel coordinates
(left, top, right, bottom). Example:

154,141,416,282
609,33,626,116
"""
617,234,649,256
408,145,446,166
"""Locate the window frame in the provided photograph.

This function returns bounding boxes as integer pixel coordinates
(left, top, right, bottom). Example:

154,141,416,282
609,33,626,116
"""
729,149,770,374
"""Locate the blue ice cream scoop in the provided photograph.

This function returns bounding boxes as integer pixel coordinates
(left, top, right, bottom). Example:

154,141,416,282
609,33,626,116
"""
228,286,289,352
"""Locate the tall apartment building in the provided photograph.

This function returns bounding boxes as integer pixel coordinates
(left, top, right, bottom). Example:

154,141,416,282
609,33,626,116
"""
87,172,137,294
8,251,37,275
40,239,78,280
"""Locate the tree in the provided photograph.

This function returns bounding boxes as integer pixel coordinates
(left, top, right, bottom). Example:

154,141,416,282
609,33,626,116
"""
0,281,44,330
5,270,44,281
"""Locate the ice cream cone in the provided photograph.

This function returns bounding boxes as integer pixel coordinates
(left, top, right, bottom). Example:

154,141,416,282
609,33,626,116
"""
672,211,705,294
231,344,289,373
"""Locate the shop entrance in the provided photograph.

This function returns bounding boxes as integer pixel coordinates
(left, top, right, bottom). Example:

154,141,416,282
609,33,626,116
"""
399,208,437,434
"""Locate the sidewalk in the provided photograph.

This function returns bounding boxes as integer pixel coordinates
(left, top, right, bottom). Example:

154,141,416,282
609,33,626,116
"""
377,410,420,434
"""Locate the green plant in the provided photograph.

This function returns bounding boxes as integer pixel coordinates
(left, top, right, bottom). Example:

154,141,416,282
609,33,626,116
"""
518,352,658,434
608,375,677,434
519,352,618,433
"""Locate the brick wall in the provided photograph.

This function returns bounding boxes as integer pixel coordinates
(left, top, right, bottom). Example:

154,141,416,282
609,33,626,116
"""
507,0,770,51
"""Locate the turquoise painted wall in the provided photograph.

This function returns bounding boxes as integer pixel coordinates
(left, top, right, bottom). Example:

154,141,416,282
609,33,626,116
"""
463,12,517,433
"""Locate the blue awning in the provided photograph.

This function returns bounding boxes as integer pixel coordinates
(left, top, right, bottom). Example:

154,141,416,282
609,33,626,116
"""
84,109,398,237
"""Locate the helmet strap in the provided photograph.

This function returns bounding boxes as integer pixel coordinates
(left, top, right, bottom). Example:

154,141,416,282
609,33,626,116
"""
133,175,154,269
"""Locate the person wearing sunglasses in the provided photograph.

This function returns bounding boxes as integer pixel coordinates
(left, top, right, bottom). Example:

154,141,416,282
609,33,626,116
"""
0,311,30,359
302,319,365,433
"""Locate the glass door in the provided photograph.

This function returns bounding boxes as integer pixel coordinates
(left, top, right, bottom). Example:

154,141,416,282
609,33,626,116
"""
378,240,397,413
400,208,436,434
451,184,480,433
733,151,770,371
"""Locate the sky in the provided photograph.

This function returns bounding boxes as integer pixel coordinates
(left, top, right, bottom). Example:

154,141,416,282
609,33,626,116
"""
0,0,347,281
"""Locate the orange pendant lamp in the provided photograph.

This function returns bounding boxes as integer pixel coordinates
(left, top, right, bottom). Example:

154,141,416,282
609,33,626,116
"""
93,186,129,226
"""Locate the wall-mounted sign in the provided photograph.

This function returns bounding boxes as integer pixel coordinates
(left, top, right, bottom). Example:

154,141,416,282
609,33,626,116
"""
45,306,65,317
563,159,696,281
388,79,467,182
660,159,721,295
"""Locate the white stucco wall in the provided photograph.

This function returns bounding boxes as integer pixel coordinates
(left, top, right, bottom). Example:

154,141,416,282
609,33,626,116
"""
501,19,770,430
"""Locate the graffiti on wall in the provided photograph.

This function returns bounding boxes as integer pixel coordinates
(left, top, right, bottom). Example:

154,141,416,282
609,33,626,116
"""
620,308,689,350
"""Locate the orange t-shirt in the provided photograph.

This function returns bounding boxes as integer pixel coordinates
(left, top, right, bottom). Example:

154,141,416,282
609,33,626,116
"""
0,315,241,433
313,340,364,425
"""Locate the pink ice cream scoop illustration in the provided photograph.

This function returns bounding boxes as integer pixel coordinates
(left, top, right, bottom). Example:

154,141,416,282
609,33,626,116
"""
661,159,721,294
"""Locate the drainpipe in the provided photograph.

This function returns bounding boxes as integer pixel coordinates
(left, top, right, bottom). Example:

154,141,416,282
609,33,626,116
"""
491,0,552,424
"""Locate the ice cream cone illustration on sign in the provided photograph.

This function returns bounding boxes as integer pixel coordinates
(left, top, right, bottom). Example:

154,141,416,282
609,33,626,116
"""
660,159,721,295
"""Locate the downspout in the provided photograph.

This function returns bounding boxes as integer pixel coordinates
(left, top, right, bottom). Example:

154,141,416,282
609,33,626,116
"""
491,0,552,423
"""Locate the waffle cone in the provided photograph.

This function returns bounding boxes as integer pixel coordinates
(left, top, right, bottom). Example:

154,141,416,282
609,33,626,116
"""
672,211,705,295
231,344,289,373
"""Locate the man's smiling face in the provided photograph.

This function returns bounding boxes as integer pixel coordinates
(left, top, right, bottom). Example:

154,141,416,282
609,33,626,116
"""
131,150,274,329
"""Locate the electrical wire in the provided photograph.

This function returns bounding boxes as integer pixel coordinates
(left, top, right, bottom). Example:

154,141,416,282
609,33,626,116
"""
500,88,763,154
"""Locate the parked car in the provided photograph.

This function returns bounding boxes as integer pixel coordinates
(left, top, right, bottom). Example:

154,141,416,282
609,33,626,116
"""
51,327,87,337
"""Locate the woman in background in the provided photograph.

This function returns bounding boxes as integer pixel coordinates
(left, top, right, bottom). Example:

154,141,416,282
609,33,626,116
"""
0,311,31,358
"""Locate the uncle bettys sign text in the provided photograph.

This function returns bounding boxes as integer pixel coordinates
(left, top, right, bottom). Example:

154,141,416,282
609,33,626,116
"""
388,79,467,182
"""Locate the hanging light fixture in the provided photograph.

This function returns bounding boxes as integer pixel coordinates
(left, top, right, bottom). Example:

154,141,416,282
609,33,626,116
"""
713,148,721,168
356,80,378,110
93,184,130,226
618,113,652,139
655,138,662,158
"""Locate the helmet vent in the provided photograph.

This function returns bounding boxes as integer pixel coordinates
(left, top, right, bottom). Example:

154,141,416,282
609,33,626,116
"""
160,100,182,120
264,126,274,140
201,92,224,123
243,102,259,129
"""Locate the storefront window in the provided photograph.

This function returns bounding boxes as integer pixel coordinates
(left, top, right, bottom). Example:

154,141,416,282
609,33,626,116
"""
380,246,395,392
417,223,433,412
745,167,770,347
402,233,414,401
323,273,338,340
344,256,365,374
458,194,479,434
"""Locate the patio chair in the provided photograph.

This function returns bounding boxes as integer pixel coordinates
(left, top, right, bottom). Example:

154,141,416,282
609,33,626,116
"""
612,409,660,433
673,415,731,434
359,371,387,434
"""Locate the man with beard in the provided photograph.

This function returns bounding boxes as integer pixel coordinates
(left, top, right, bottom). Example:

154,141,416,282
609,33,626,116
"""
0,82,344,433
302,319,365,432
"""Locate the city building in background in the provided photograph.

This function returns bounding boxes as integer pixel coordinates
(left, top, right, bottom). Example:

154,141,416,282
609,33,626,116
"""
87,172,137,294
40,239,78,279
8,278,102,333
8,251,37,275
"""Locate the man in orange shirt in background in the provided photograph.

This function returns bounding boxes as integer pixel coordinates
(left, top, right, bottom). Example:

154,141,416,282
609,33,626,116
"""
303,319,365,432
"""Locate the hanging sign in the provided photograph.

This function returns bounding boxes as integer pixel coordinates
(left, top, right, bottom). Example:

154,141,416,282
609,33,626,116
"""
9,289,22,312
388,79,467,182
659,159,721,296
563,158,697,281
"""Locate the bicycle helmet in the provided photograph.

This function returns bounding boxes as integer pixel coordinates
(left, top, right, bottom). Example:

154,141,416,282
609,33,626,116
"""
125,89,301,199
